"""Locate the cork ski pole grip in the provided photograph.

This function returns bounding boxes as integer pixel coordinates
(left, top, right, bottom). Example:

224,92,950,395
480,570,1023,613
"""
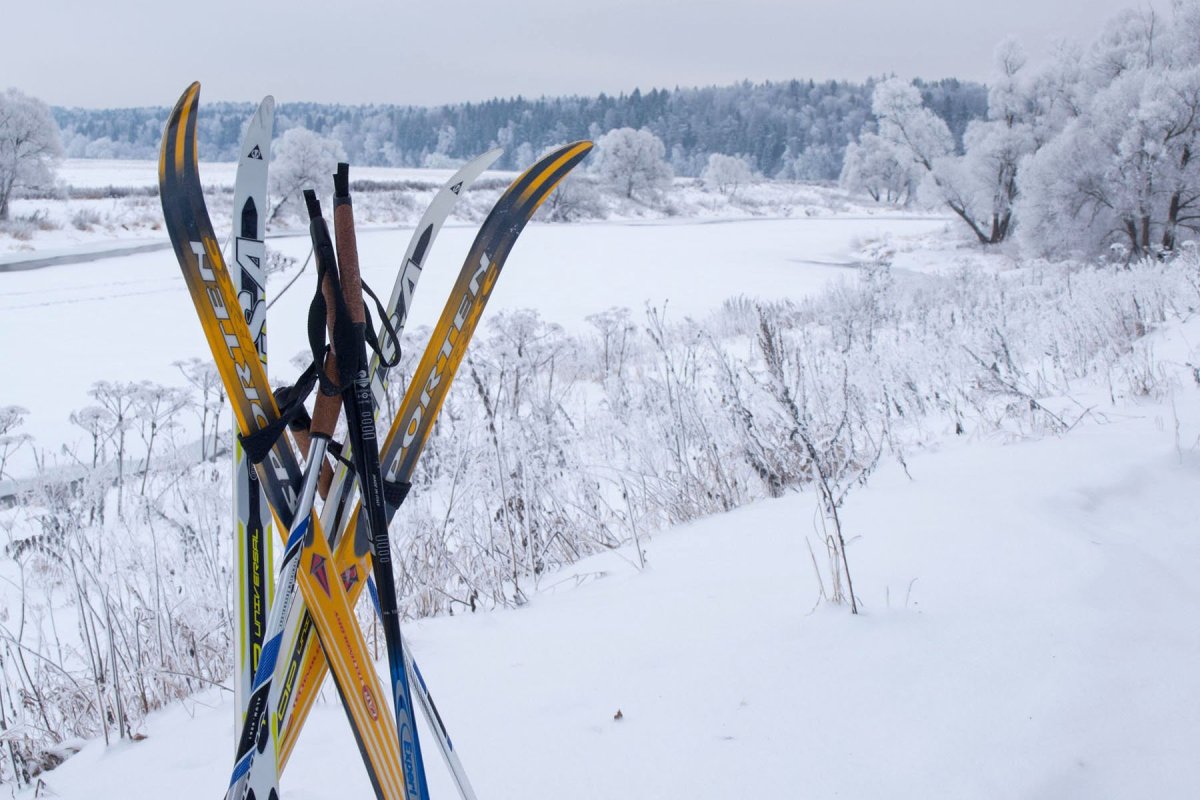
303,186,346,442
309,353,343,438
312,212,343,490
332,163,366,325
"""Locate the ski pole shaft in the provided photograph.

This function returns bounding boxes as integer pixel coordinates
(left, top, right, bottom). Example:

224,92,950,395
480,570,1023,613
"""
333,162,431,800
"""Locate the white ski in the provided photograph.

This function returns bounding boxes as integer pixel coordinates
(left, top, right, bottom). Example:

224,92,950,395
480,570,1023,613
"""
231,96,275,745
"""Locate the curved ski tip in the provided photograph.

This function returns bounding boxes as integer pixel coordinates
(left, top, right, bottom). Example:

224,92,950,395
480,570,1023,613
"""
168,82,201,114
479,147,504,168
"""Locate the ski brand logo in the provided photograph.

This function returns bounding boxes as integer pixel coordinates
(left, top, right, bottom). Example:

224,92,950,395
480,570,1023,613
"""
379,257,423,369
247,145,263,160
399,722,418,795
340,565,359,590
449,181,462,195
247,520,266,657
274,616,311,734
310,553,330,596
190,241,294,506
236,236,267,360
393,250,497,471
362,686,379,721
236,235,265,277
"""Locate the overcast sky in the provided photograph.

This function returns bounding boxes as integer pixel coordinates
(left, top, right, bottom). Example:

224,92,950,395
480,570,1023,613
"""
4,0,1145,108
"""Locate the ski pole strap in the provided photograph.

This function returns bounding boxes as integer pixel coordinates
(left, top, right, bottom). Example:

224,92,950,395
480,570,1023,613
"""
275,384,313,432
237,365,320,464
382,480,412,517
304,190,360,396
361,281,401,369
326,439,357,473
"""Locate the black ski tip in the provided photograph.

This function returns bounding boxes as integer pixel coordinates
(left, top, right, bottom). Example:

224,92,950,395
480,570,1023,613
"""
333,163,350,197
303,189,322,219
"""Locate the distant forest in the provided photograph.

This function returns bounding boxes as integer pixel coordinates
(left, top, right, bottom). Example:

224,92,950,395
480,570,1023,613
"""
53,78,987,179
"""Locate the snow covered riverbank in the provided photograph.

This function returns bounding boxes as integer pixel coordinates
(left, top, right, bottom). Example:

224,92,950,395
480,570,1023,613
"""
25,373,1200,799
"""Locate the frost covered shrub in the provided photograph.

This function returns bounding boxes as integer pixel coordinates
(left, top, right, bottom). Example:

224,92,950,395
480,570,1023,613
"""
701,154,755,198
2,252,1196,783
544,175,605,222
0,217,35,240
71,208,103,230
383,255,1196,616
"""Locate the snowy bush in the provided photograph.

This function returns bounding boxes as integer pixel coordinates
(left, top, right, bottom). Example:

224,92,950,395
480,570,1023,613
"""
2,245,1197,784
71,208,103,231
701,154,755,198
543,174,605,222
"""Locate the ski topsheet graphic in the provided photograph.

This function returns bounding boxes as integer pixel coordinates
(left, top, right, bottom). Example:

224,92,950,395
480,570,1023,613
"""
275,142,593,791
231,95,274,743
159,83,408,800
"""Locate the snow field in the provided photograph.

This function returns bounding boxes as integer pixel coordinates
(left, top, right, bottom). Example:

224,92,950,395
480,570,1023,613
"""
0,214,947,474
30,379,1200,798
3,158,1197,800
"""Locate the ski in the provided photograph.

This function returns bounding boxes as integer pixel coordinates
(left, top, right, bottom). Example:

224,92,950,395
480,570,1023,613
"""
159,82,408,800
230,96,274,740
232,192,359,800
275,142,593,794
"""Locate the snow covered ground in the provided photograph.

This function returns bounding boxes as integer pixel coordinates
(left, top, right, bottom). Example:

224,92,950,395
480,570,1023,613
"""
26,367,1200,799
53,158,519,191
0,209,949,473
1,157,890,256
4,158,1198,799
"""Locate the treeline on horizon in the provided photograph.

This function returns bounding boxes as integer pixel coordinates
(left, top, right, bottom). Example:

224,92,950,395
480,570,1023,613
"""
52,78,986,179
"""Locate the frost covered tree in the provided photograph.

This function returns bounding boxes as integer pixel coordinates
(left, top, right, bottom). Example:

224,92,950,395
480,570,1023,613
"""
0,89,62,221
1018,3,1200,258
702,153,755,198
873,41,1042,244
594,127,673,200
268,127,346,222
839,134,915,204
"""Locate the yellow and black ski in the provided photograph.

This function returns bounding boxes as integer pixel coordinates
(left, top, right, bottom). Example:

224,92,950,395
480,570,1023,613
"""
159,82,409,800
